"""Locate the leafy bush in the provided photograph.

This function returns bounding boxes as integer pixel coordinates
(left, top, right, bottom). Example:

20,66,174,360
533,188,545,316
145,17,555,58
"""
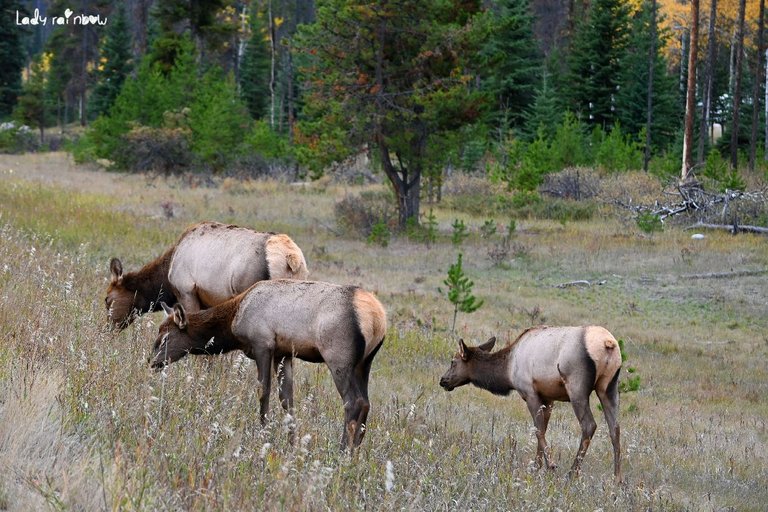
244,120,292,160
439,253,484,334
550,112,588,168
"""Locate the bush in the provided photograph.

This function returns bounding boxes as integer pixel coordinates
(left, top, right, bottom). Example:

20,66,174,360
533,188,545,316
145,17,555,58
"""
594,124,643,173
334,191,396,238
0,122,38,153
636,211,663,234
116,124,192,173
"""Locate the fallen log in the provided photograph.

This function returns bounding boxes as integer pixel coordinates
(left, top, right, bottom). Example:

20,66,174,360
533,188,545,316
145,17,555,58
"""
681,269,768,280
685,222,768,235
554,279,607,289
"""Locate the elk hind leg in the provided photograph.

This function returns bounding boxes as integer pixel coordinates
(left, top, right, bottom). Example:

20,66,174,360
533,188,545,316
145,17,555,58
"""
275,356,295,443
568,393,597,478
597,369,622,483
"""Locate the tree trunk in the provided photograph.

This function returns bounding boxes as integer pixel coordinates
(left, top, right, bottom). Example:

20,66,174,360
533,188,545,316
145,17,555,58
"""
682,0,699,181
731,0,747,169
268,0,277,129
643,0,657,172
697,0,718,163
749,0,765,171
378,142,421,228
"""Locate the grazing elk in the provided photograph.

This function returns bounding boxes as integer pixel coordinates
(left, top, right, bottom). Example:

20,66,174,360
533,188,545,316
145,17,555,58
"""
150,279,387,449
439,326,622,482
105,221,308,329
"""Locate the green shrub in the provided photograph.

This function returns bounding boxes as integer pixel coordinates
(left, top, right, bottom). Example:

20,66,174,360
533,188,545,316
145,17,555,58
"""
451,219,469,246
636,211,663,234
550,112,588,168
367,220,391,247
595,124,643,173
0,123,38,153
439,253,484,334
244,120,291,160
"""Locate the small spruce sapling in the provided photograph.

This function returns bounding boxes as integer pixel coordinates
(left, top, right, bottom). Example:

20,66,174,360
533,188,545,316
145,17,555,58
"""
439,253,484,334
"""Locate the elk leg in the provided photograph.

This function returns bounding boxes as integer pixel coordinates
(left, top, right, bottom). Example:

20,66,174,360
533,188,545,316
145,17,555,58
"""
526,397,556,470
568,396,597,478
330,366,366,450
274,356,296,444
597,370,622,483
251,349,273,426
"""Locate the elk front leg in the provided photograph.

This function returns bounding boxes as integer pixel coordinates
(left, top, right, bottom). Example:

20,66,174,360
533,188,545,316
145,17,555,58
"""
526,397,556,470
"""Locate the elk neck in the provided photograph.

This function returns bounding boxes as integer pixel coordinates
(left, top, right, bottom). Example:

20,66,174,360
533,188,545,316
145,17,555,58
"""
470,344,515,396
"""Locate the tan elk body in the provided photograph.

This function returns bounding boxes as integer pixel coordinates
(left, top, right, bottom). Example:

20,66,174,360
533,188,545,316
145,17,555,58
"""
440,325,622,482
105,222,308,328
150,279,387,449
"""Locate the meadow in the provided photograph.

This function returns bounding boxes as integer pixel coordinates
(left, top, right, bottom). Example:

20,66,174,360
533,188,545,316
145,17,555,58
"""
0,152,766,511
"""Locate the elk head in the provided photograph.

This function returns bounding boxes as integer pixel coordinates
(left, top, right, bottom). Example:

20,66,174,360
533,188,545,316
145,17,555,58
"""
439,337,496,391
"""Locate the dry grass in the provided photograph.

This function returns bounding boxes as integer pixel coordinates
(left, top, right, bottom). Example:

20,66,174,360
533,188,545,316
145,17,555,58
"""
1,153,767,510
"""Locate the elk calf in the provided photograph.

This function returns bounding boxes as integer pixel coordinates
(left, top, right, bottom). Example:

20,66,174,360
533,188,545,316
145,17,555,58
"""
150,279,386,449
439,326,622,482
105,222,308,329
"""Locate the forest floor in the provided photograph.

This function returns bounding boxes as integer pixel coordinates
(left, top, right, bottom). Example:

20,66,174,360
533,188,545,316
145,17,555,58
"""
0,152,766,511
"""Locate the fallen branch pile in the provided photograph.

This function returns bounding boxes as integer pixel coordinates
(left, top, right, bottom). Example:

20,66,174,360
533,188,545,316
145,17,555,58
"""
614,181,768,227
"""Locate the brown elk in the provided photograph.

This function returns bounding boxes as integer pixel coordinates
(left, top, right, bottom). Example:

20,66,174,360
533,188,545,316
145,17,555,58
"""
105,222,308,329
439,326,622,482
150,279,387,449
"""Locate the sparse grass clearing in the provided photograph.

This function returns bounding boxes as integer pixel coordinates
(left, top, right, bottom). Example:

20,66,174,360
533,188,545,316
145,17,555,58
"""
1,153,766,510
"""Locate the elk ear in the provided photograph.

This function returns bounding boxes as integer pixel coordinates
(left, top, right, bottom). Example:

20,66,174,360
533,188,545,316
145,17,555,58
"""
458,339,470,361
160,302,174,318
109,258,123,284
172,304,188,330
477,337,496,352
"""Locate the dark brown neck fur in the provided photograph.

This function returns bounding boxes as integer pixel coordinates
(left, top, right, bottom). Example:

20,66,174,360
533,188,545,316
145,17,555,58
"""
186,296,243,354
122,247,176,312
470,344,515,396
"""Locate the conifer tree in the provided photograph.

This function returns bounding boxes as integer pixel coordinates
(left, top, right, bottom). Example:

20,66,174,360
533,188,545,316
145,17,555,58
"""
614,0,678,150
91,5,133,118
476,0,541,127
565,0,631,129
522,69,562,141
0,0,26,118
239,4,271,119
14,53,52,143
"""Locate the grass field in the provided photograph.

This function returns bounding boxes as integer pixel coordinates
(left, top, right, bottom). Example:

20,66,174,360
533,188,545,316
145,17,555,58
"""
1,152,767,511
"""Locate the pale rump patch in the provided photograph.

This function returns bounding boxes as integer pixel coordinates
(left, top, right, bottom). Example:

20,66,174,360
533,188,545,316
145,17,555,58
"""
583,326,621,386
265,234,309,279
353,289,387,356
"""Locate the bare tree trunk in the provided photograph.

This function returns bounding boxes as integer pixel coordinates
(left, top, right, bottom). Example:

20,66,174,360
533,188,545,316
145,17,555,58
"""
679,31,688,95
643,0,657,172
731,0,747,169
749,0,765,171
697,0,718,163
682,0,699,181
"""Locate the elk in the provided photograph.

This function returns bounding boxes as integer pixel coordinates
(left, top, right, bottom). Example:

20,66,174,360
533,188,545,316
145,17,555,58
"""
105,222,308,329
150,279,387,449
439,326,622,482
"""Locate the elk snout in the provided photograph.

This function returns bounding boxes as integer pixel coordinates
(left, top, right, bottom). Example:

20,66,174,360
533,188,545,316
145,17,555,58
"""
439,376,454,391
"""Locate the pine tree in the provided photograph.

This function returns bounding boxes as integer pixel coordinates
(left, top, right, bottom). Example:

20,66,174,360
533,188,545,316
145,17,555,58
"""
522,69,562,141
90,5,133,118
476,0,541,127
0,0,26,118
614,0,678,150
566,0,631,129
14,53,52,143
239,3,271,119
